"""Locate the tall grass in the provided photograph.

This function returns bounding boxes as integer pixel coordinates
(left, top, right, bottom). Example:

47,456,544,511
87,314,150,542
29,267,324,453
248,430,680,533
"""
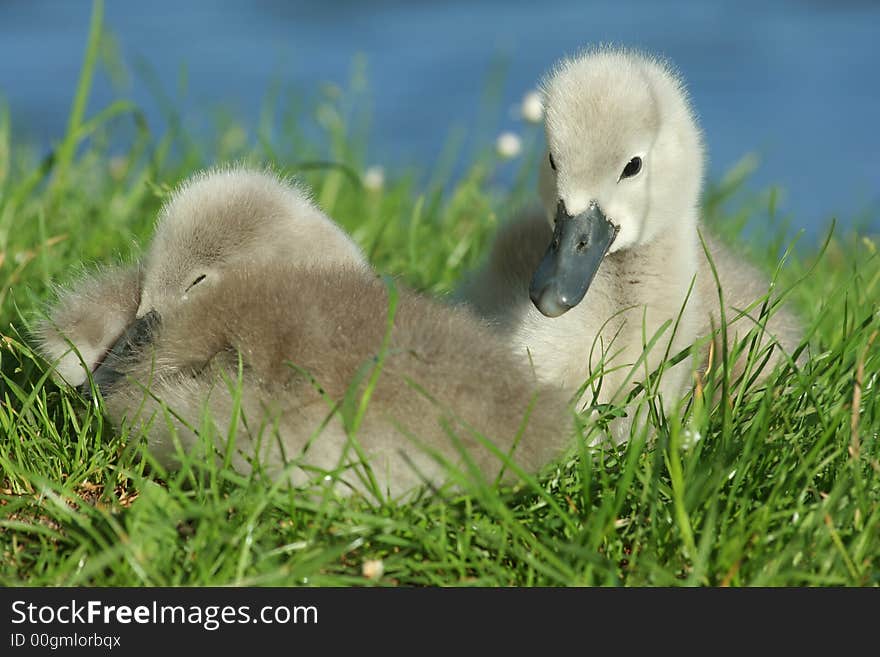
0,2,878,586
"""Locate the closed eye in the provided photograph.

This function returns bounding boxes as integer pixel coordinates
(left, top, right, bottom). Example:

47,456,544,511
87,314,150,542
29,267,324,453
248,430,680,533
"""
185,274,207,292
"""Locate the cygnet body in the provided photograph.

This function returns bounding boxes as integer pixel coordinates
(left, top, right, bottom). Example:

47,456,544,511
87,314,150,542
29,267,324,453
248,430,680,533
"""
36,168,573,499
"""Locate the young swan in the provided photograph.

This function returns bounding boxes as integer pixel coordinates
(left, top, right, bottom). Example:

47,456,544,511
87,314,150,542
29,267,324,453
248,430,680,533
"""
36,168,573,499
459,48,802,442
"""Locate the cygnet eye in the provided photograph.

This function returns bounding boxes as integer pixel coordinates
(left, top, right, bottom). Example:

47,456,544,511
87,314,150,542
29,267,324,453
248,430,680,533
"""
185,273,207,292
548,152,557,171
620,156,642,180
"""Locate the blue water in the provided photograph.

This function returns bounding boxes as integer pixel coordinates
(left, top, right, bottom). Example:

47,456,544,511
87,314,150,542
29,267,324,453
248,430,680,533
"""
1,0,878,239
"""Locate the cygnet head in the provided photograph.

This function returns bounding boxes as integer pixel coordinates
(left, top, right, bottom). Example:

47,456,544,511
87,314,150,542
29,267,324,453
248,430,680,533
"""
531,47,705,317
137,167,367,319
79,167,369,398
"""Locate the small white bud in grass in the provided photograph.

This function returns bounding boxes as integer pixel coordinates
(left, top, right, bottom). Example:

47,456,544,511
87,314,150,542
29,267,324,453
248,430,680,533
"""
496,132,522,159
521,90,544,123
681,428,702,450
362,559,384,580
363,165,385,191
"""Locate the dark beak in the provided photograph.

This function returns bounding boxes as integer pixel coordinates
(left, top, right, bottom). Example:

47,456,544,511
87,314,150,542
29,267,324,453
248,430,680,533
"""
80,310,161,399
529,201,619,317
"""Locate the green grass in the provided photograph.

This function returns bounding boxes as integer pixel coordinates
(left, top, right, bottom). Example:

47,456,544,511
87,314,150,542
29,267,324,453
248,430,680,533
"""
1,1,878,586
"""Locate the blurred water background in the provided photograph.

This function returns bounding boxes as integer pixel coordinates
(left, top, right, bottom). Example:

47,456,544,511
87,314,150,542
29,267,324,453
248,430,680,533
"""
1,0,878,240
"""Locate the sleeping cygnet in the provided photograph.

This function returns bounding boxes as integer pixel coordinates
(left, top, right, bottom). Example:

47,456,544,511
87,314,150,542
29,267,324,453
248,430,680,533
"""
36,168,574,500
458,47,802,443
